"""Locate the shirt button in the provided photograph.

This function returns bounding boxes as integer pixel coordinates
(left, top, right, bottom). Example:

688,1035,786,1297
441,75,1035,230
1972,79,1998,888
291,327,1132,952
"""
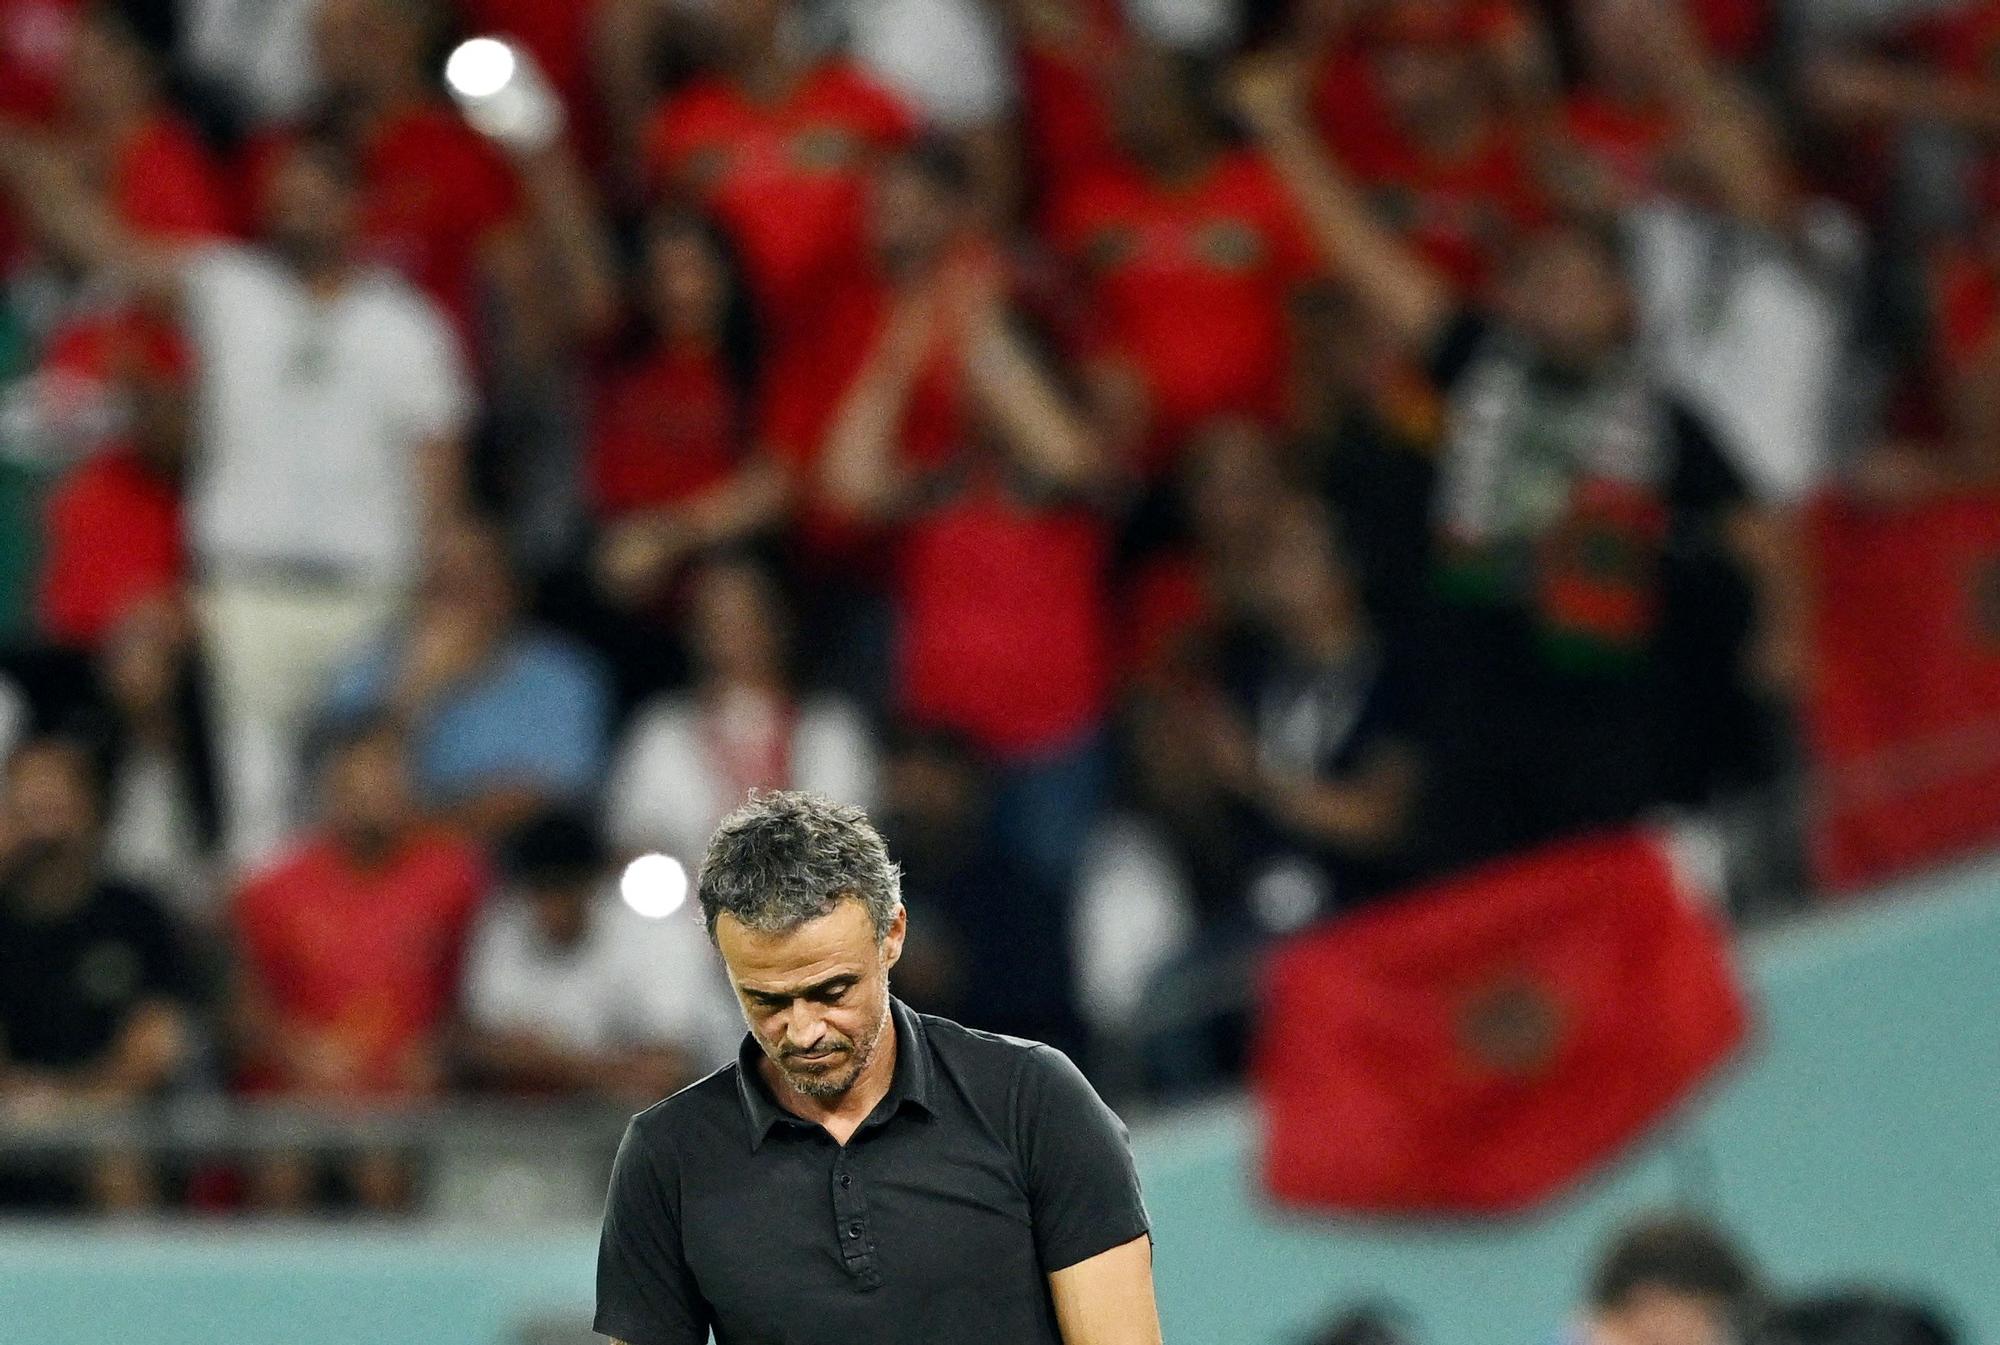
848,1222,863,1239
838,1174,851,1189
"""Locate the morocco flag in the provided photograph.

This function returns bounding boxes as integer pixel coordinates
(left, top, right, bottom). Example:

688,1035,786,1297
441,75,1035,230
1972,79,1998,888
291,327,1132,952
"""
1254,831,1747,1214
1806,492,2000,890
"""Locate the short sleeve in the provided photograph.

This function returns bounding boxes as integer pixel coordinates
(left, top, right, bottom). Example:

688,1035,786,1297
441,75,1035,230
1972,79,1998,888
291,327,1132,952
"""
1014,1044,1150,1274
839,64,920,147
595,1119,712,1345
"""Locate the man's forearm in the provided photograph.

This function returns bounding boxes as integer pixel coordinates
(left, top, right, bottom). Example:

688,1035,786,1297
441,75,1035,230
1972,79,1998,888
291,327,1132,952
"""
0,135,180,296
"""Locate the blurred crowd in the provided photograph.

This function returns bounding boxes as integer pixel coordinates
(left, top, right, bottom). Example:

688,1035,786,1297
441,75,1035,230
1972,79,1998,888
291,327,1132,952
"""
1306,1210,1960,1345
0,0,1998,1210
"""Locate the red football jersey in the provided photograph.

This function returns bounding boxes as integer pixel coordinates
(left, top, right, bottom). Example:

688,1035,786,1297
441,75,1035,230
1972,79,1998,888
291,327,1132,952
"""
1049,151,1319,473
897,475,1111,759
233,829,487,1098
588,342,745,519
38,448,183,648
647,63,915,346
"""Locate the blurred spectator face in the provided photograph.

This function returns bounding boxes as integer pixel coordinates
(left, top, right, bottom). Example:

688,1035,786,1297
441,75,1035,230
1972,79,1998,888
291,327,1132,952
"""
420,519,519,629
1110,43,1211,173
1257,497,1361,643
261,141,358,272
1369,4,1484,134
1500,225,1632,370
705,0,789,64
63,9,151,125
313,0,420,99
1183,419,1285,558
1591,1214,1756,1345
1577,0,1658,94
689,558,786,686
645,217,730,342
505,810,610,950
882,734,981,850
2,740,102,882
526,869,593,949
321,726,414,858
715,895,904,1102
1295,0,1359,47
1606,1286,1738,1345
871,149,964,279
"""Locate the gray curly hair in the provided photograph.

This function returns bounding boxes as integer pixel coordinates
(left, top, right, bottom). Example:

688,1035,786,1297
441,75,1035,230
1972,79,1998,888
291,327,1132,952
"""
697,791,903,940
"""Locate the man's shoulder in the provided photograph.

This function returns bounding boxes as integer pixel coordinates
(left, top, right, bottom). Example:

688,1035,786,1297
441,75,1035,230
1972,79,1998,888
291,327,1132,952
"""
911,1009,1067,1091
627,1061,746,1147
915,1009,1042,1055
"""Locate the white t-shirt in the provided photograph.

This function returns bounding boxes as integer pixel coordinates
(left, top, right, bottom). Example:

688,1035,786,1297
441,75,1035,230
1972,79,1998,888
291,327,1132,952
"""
462,884,742,1066
181,246,471,583
605,690,878,866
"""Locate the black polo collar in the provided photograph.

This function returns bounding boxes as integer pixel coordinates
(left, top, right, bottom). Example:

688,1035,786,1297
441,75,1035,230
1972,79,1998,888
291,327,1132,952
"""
736,996,935,1150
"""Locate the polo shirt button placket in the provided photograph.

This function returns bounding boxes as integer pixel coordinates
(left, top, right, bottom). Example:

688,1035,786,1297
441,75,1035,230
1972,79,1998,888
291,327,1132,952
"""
831,1153,881,1289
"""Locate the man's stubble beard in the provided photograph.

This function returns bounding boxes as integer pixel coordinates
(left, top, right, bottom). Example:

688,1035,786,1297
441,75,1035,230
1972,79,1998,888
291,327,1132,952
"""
777,992,891,1101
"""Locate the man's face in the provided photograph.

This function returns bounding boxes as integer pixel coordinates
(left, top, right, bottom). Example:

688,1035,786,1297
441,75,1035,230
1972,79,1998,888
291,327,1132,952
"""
262,146,356,270
528,879,593,948
1258,499,1357,638
322,733,413,856
704,0,787,62
645,223,728,339
1502,229,1632,370
3,745,99,875
716,897,905,1102
64,15,145,122
312,0,412,99
1608,1287,1736,1345
421,520,517,627
1109,44,1205,170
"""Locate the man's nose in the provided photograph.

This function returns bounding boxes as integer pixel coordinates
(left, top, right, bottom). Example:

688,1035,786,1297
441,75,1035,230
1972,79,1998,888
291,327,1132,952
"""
785,1000,823,1046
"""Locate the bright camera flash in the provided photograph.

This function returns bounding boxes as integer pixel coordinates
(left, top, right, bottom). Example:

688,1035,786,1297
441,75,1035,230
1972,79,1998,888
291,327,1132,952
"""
620,853,689,920
445,38,516,100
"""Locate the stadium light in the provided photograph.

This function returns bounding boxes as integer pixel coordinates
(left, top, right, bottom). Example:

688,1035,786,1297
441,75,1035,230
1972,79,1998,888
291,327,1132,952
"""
620,853,688,920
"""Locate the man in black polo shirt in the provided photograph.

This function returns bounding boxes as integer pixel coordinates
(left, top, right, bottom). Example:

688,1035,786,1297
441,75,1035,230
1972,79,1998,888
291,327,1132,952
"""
594,791,1160,1345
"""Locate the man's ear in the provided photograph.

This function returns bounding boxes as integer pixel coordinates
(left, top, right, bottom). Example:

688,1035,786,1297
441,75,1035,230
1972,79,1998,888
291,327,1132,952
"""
880,903,908,971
